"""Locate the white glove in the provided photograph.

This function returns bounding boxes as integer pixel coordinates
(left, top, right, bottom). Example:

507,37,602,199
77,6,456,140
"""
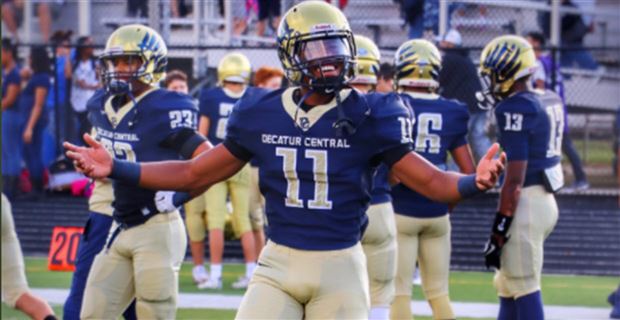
155,191,177,213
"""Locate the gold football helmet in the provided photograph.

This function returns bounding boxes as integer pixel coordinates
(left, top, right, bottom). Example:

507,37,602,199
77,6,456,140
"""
350,35,381,86
393,39,442,91
276,1,355,92
217,52,252,85
100,24,168,94
479,35,537,99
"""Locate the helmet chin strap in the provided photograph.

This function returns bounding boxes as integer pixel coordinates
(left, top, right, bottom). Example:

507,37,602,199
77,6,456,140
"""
107,79,133,96
332,88,356,137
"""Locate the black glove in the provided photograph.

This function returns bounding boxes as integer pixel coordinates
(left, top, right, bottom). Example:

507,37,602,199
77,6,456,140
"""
483,212,513,270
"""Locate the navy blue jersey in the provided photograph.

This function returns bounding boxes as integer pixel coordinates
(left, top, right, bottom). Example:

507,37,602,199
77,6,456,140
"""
18,73,50,119
87,88,199,225
225,88,412,250
2,66,21,111
391,93,469,218
199,86,264,145
495,90,564,187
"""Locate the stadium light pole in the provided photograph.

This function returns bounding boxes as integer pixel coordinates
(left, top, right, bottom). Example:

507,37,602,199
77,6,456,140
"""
550,0,560,94
78,0,91,36
439,0,449,37
23,0,33,44
224,0,233,45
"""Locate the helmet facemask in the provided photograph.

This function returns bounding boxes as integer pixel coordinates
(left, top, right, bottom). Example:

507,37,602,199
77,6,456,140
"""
100,52,149,96
283,34,356,94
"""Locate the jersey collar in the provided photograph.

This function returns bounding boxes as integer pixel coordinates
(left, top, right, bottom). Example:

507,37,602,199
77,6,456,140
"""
222,87,246,99
104,87,157,129
281,87,352,132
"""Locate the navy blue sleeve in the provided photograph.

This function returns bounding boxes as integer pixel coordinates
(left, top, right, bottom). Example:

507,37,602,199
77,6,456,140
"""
198,88,214,119
223,98,254,161
32,73,51,90
449,105,470,151
159,92,200,144
370,93,414,158
495,97,537,161
6,69,20,85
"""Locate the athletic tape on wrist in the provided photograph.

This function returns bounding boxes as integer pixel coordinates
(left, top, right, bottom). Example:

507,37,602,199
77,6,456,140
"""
457,174,483,198
110,159,141,185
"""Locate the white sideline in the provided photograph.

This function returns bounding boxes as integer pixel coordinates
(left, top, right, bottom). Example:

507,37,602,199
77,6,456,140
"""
31,288,611,320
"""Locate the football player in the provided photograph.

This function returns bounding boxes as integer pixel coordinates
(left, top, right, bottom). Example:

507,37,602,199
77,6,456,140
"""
72,24,209,319
65,2,505,318
479,35,563,320
63,178,136,320
389,39,475,320
2,194,57,320
191,52,258,290
349,34,398,320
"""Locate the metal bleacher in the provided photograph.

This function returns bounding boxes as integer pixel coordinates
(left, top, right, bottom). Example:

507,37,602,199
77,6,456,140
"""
12,192,620,277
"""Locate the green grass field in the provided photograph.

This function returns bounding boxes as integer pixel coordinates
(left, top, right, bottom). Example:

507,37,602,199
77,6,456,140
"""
2,257,616,319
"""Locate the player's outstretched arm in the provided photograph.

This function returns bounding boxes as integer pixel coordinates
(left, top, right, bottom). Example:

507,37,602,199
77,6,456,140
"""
65,133,246,192
392,143,505,203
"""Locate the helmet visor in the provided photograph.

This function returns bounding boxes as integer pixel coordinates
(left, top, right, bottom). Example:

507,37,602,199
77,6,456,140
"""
298,37,352,63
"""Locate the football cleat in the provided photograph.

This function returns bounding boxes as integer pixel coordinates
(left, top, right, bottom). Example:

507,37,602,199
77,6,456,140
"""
192,265,209,284
197,277,222,290
231,276,251,289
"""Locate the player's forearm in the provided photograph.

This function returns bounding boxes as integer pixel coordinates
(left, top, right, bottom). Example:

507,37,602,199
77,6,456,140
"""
498,161,527,216
393,153,464,203
498,181,521,217
134,143,245,192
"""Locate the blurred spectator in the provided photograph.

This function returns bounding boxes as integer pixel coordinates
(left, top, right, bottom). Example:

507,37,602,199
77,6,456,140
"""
127,0,148,17
376,62,395,93
19,46,52,198
559,0,599,69
256,0,280,38
171,0,191,18
539,0,599,70
325,0,348,10
164,69,189,94
436,29,491,162
422,0,439,38
396,0,425,39
2,38,23,199
526,32,589,189
47,30,73,144
1,0,52,42
253,66,283,89
69,36,100,145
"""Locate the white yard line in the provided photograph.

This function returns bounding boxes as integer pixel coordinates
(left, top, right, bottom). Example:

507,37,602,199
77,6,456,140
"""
31,288,611,320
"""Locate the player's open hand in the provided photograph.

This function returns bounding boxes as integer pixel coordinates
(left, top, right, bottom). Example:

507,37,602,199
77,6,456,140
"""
475,143,506,190
64,133,113,179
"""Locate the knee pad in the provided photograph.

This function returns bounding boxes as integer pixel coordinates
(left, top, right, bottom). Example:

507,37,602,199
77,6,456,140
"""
429,295,455,320
390,295,413,320
135,267,175,304
2,279,28,308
